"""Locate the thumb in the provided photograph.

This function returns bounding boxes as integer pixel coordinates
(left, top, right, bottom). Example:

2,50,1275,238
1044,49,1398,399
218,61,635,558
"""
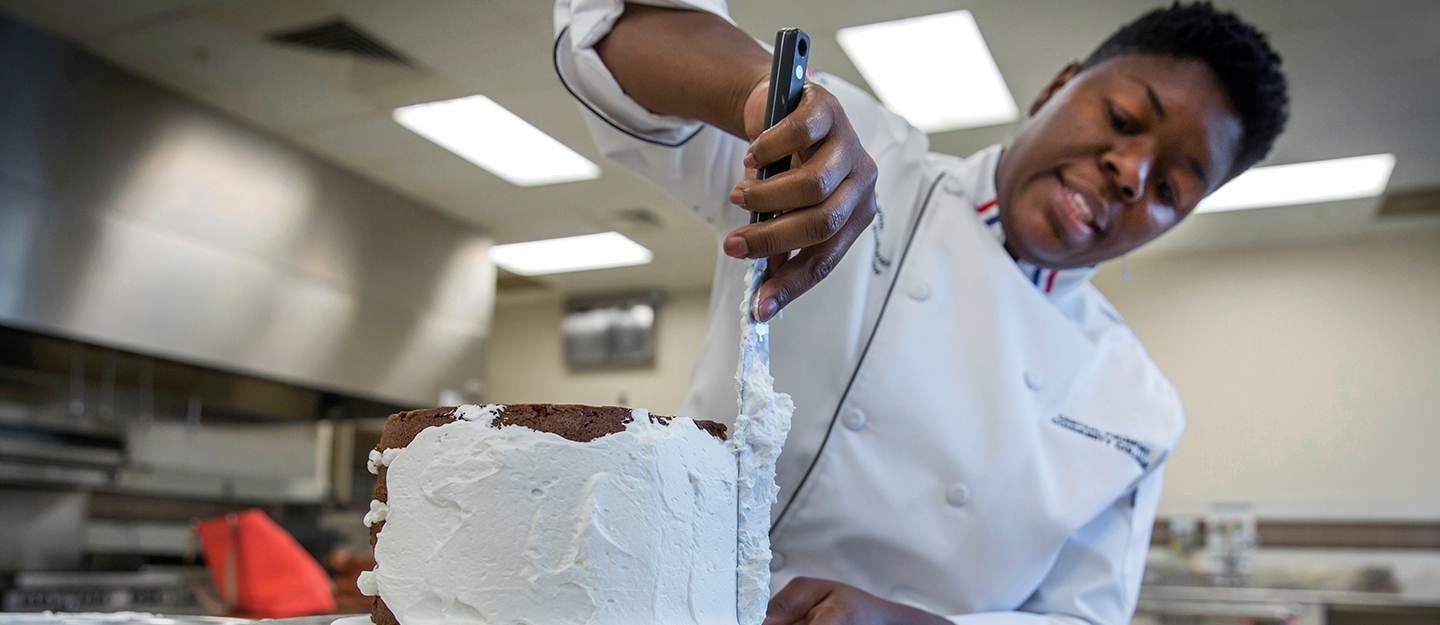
743,79,770,141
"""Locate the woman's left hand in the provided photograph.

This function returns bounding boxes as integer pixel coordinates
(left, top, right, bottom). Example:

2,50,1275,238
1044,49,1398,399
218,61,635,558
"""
763,577,953,625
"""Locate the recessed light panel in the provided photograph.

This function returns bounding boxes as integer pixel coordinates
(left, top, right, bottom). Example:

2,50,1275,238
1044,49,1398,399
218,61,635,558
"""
837,10,1018,133
489,232,652,276
1196,154,1397,213
394,95,601,187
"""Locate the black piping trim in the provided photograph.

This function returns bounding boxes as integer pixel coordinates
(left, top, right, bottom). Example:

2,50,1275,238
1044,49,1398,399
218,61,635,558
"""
770,172,949,534
553,27,704,148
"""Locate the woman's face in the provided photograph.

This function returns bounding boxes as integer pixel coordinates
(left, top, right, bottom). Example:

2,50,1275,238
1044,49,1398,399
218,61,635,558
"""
996,54,1245,269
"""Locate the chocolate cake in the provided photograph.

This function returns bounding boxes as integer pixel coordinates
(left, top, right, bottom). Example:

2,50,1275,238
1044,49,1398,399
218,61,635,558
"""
360,403,733,625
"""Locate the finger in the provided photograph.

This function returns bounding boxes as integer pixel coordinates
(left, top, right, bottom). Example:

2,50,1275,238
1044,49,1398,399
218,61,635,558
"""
729,176,864,259
764,578,832,625
736,135,851,213
729,163,761,208
765,252,790,280
760,251,791,315
755,194,876,322
747,89,835,171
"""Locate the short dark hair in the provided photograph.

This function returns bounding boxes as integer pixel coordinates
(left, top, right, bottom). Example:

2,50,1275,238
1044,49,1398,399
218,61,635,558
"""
1081,2,1288,180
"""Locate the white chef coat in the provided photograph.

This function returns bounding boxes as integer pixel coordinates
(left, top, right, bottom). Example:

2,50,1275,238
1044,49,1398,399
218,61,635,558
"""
554,2,1186,623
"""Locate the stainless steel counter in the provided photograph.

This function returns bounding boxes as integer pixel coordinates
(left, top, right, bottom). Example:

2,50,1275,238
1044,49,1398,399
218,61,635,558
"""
0,615,251,625
0,615,365,625
1138,584,1440,624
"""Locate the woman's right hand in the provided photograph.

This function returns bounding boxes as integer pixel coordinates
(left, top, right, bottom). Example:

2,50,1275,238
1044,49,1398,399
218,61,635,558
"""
724,80,879,322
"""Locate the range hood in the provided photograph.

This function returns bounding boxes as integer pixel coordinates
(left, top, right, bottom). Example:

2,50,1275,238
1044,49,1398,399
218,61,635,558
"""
0,14,494,407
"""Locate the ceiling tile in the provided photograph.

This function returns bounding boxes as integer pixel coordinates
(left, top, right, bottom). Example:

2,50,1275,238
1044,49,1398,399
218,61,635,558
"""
86,15,373,130
0,0,224,39
291,113,453,169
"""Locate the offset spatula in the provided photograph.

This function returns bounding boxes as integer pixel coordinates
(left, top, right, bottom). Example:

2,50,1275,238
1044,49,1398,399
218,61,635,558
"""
733,27,808,625
738,27,808,415
752,28,810,224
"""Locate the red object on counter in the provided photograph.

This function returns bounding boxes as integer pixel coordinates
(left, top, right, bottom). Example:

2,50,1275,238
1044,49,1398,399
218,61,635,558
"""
192,508,337,619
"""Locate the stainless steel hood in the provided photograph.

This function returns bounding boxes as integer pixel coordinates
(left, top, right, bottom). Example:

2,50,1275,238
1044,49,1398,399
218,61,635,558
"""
0,15,494,407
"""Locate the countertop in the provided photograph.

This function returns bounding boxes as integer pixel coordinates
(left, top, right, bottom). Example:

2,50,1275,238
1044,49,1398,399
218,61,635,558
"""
0,615,366,625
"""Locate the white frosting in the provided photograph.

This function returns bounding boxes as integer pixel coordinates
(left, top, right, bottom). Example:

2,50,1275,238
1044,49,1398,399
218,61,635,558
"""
730,259,796,625
356,570,379,596
366,406,500,474
371,406,739,625
363,499,389,527
454,403,502,421
367,448,403,475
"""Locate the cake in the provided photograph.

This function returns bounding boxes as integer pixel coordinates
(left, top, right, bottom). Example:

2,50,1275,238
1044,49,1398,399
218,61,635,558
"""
356,260,796,625
357,403,738,625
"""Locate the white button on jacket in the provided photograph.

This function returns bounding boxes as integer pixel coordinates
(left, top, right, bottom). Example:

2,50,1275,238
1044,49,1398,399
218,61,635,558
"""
1025,370,1046,390
555,2,1186,623
946,483,971,508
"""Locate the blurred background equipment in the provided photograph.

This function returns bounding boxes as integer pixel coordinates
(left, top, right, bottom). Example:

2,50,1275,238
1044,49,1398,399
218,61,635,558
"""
0,322,399,615
190,510,335,619
563,292,663,371
1207,502,1261,587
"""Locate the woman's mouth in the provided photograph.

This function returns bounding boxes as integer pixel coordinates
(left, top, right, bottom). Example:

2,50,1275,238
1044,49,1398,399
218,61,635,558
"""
1053,173,1097,239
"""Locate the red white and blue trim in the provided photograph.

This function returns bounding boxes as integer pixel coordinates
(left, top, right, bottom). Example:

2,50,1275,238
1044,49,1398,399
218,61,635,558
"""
943,145,1096,300
973,197,1064,295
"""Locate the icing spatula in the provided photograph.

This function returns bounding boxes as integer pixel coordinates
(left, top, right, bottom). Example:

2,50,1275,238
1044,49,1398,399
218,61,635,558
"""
732,27,807,625
745,26,809,361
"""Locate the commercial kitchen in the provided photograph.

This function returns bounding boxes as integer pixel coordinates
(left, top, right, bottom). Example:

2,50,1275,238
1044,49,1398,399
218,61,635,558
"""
1,1,1438,624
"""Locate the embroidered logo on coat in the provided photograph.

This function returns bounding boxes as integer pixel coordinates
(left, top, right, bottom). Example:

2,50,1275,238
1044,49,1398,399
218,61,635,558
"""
1051,415,1152,469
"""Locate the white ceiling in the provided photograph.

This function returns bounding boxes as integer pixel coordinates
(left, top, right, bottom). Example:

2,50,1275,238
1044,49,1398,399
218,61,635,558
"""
3,0,1438,298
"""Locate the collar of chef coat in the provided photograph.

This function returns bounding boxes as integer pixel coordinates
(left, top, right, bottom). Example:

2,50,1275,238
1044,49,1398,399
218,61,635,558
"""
959,145,1099,300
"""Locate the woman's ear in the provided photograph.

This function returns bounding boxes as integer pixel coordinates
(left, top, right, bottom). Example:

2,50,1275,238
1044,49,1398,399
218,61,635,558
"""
1029,61,1082,117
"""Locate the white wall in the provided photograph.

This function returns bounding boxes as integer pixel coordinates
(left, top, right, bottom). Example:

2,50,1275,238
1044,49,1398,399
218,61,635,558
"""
486,289,713,415
1094,233,1440,520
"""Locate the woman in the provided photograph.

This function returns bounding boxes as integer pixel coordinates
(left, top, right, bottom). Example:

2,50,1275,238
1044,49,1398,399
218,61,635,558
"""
553,2,1288,623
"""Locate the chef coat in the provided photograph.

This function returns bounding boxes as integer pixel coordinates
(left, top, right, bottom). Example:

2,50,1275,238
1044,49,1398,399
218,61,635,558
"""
554,2,1186,623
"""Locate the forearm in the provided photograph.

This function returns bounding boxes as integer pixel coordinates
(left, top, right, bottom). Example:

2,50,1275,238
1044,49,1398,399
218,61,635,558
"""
572,1,878,318
595,3,770,138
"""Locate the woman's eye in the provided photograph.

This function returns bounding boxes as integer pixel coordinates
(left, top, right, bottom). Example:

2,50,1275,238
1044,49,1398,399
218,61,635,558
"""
1107,104,1138,134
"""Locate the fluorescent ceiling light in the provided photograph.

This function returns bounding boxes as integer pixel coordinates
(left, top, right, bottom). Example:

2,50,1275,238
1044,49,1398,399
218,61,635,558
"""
489,232,652,275
1195,154,1397,213
837,10,1018,133
394,95,600,187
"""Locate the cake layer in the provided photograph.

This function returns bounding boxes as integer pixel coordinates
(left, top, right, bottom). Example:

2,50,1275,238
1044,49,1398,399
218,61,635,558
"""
378,403,726,448
363,404,738,625
370,404,725,507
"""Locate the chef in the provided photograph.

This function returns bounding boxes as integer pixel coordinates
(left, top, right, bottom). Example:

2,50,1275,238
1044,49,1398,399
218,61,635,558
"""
553,1,1288,623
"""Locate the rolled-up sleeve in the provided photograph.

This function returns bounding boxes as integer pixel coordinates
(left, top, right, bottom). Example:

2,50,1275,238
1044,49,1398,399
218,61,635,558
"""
554,0,754,232
554,0,733,145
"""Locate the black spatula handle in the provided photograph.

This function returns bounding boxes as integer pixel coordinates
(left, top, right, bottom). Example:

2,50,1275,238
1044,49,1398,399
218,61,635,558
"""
751,28,810,224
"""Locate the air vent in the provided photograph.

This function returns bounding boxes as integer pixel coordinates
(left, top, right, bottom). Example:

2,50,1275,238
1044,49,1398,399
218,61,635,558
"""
599,207,664,232
1379,187,1440,218
611,208,663,227
267,19,411,66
